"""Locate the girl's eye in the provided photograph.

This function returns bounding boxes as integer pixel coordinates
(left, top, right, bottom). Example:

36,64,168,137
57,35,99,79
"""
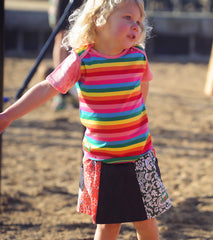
124,15,131,20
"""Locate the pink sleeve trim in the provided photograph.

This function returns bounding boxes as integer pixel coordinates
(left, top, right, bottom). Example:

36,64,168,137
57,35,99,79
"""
46,50,81,94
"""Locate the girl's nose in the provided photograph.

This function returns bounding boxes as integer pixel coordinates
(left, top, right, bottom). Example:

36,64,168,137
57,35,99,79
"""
131,23,139,32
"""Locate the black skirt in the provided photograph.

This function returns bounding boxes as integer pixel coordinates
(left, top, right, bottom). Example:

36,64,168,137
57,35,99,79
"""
77,150,172,224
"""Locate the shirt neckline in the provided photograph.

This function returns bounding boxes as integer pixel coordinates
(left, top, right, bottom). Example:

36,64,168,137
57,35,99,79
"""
89,46,129,59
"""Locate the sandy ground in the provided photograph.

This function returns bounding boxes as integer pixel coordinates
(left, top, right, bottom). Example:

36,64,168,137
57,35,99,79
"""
1,57,213,240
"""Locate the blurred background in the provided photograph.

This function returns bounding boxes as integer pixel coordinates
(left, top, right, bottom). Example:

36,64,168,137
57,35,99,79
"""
2,1,213,240
4,0,213,61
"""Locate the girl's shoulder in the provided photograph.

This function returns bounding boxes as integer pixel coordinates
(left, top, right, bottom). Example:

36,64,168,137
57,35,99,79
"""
132,45,145,54
73,45,92,59
130,45,149,63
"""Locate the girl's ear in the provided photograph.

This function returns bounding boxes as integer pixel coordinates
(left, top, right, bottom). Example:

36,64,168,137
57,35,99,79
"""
94,15,106,28
94,16,98,26
94,16,102,27
93,16,100,33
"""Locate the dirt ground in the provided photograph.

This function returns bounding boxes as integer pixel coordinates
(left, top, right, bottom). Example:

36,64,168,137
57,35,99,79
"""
1,57,213,240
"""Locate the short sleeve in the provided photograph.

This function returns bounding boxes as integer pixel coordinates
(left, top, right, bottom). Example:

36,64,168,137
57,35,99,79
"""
142,51,153,82
46,50,81,94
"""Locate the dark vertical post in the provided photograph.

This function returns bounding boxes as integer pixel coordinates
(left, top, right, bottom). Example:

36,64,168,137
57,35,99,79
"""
0,0,5,206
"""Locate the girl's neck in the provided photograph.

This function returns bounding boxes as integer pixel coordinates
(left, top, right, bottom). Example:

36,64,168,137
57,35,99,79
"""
93,39,125,56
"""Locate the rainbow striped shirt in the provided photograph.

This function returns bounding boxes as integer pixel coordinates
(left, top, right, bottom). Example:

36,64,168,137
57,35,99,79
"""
47,45,154,163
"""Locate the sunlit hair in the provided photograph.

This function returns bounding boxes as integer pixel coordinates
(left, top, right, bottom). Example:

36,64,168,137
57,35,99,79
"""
63,0,151,50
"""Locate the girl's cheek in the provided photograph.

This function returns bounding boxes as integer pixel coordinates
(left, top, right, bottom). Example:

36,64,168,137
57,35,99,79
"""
119,23,130,33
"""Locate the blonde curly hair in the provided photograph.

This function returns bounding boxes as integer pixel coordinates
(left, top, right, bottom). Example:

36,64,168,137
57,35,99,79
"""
63,0,151,49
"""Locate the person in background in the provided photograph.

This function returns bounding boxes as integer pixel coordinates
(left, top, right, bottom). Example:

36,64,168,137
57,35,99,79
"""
48,0,83,110
0,1,172,239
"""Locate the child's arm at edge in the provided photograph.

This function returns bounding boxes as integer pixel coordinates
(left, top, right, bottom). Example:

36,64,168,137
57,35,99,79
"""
0,80,59,133
141,81,149,103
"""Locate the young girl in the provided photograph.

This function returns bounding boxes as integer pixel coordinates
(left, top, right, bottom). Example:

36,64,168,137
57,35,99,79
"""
0,0,171,239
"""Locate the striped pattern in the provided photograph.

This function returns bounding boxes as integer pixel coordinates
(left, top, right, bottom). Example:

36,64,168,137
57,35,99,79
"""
75,45,153,163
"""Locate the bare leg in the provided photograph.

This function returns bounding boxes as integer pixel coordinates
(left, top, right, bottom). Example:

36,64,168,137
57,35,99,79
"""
133,218,159,240
94,223,121,240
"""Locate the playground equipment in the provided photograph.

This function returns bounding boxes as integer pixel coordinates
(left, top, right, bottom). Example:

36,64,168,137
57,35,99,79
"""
16,0,80,100
0,0,84,210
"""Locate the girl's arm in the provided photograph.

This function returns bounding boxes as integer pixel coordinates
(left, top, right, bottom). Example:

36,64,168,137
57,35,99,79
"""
141,81,149,103
0,80,59,133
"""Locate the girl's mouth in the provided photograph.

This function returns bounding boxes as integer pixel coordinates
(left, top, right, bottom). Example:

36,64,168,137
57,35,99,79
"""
128,34,136,40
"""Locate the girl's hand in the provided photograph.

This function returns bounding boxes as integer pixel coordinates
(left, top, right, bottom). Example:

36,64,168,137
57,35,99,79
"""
0,113,11,133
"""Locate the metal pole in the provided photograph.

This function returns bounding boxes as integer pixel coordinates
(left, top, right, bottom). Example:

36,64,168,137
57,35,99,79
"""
0,0,5,211
15,0,81,99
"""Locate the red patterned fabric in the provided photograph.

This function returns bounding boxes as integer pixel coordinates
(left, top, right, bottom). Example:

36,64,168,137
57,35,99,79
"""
77,158,101,223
